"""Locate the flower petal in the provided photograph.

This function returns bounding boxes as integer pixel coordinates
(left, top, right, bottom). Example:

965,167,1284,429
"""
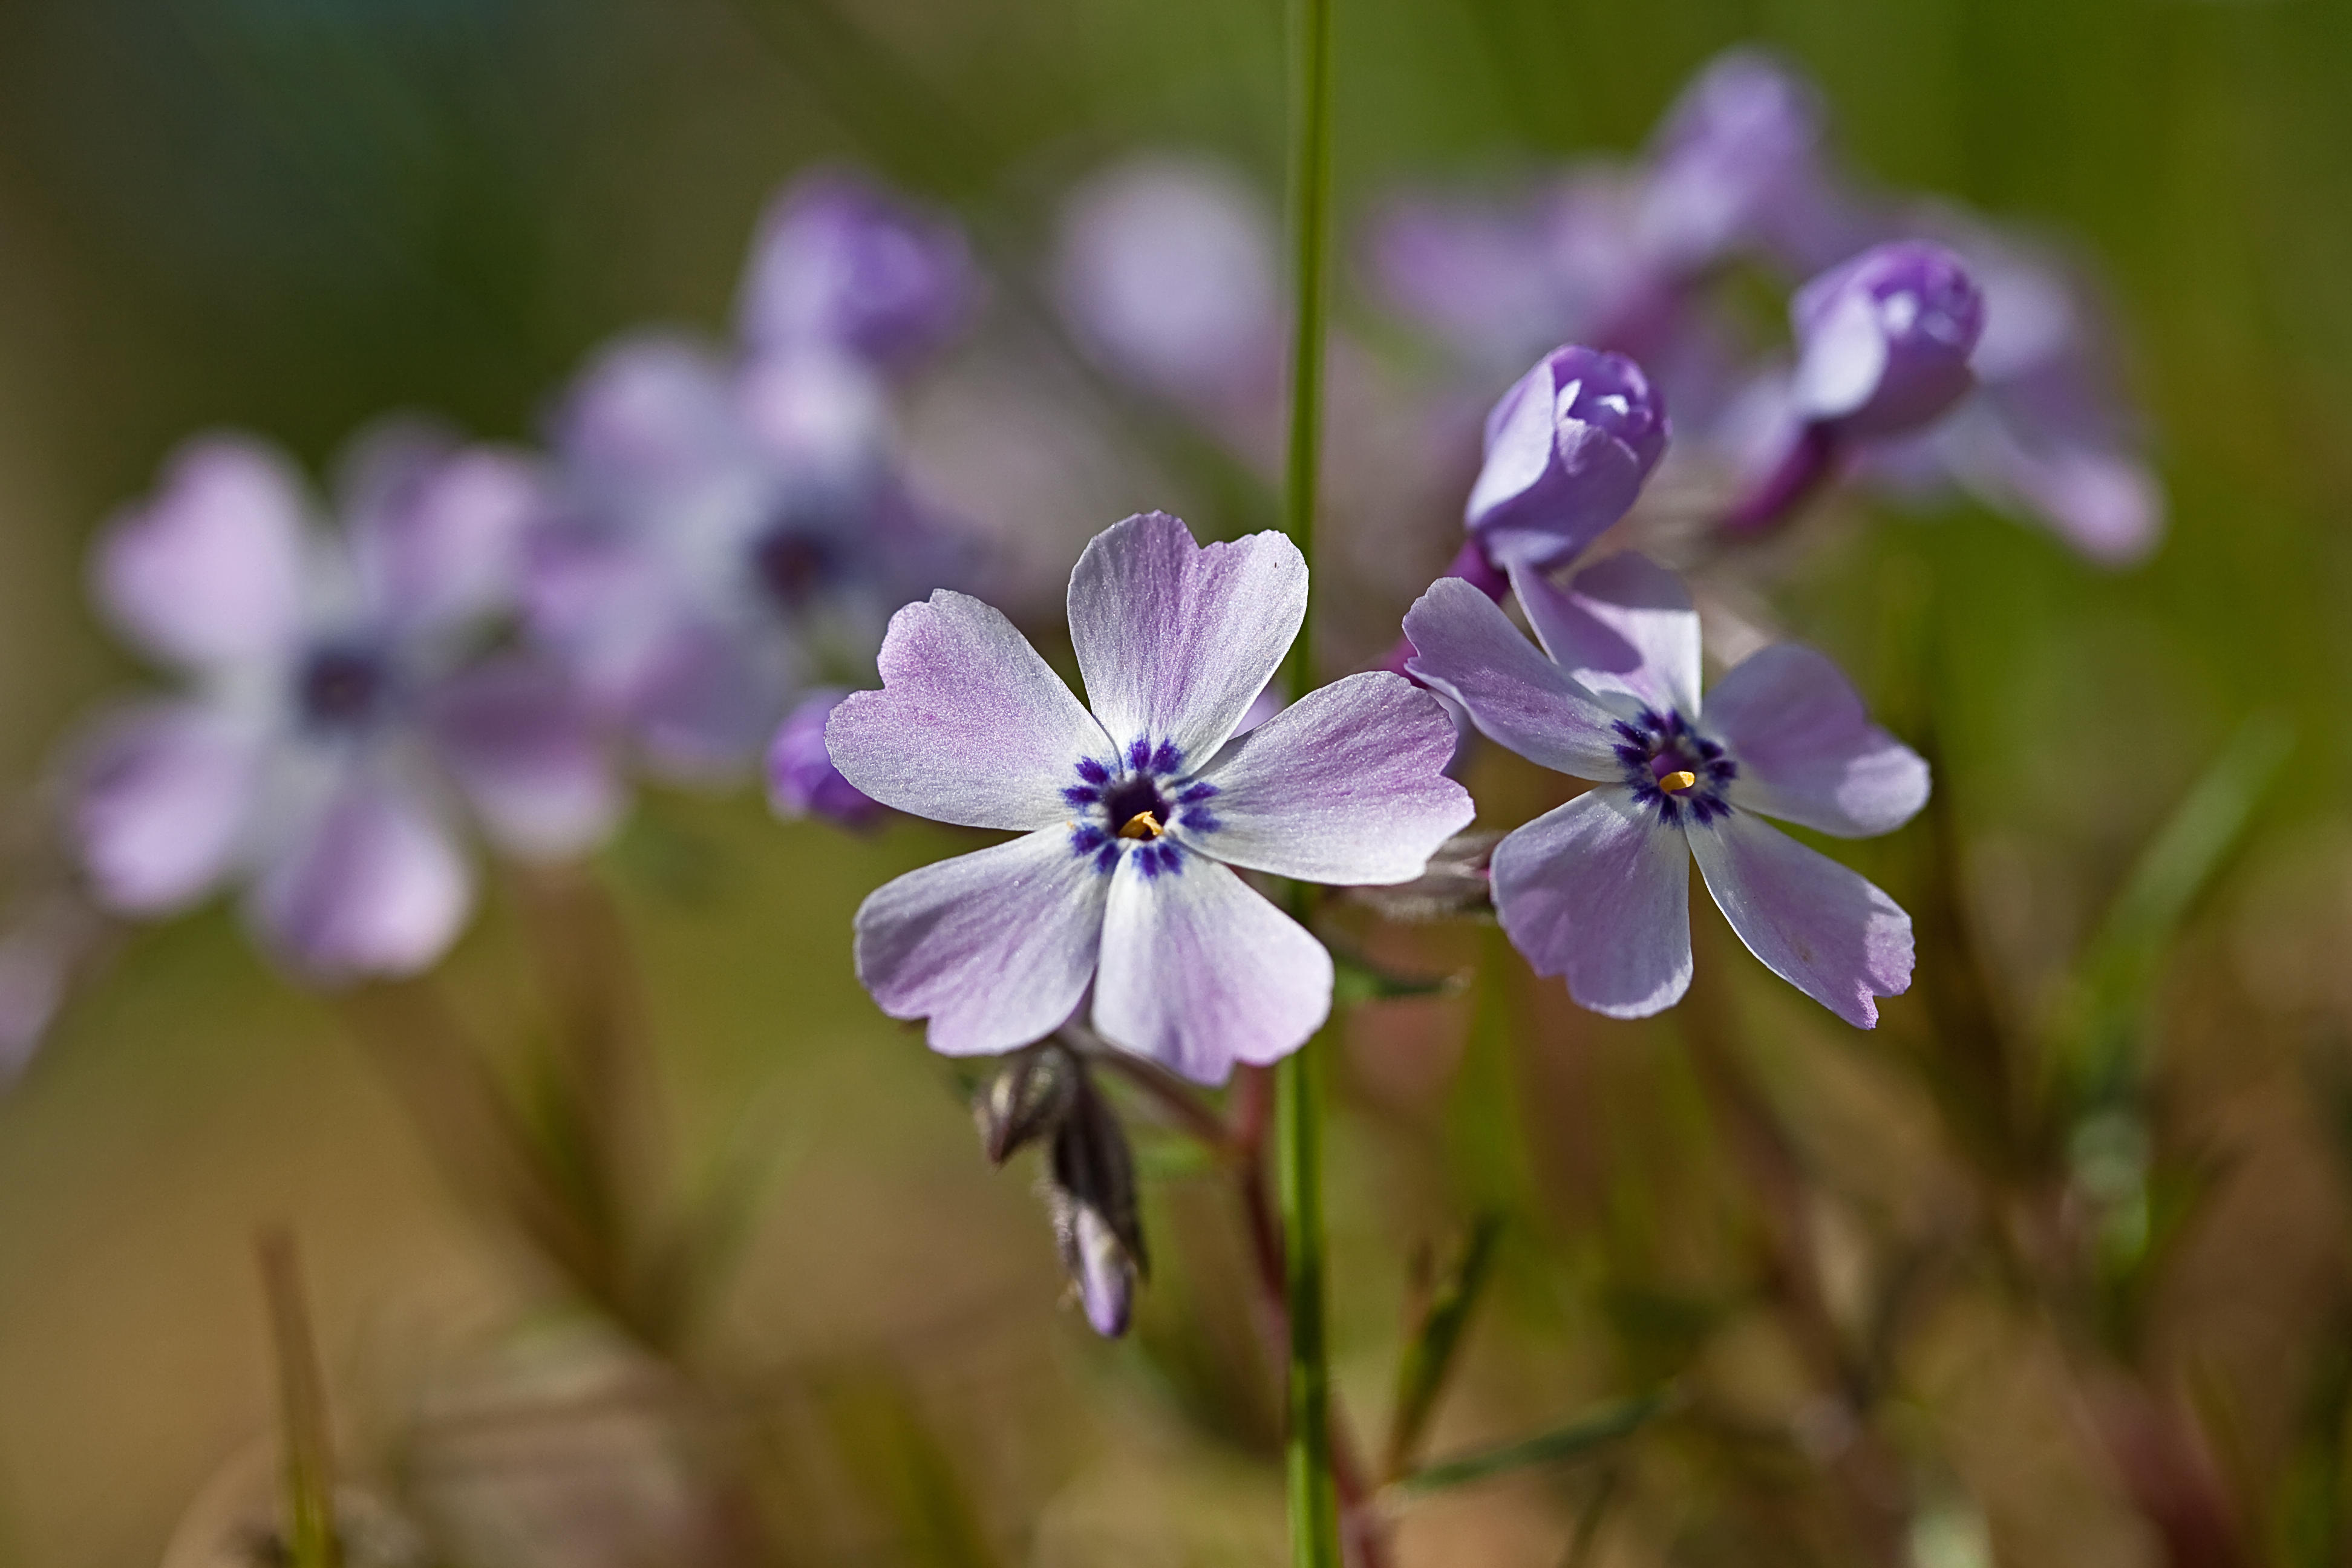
247,769,473,982
69,702,262,913
1491,786,1692,1018
95,436,310,672
1174,672,1473,884
1704,644,1927,837
1401,577,1628,780
1688,809,1913,1028
1067,512,1305,769
1512,552,1702,717
424,656,625,860
341,420,544,635
853,828,1111,1055
1092,851,1330,1085
626,620,793,782
829,591,1112,830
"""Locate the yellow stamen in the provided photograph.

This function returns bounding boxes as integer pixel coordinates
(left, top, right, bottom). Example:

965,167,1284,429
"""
1657,770,1699,794
1117,810,1165,841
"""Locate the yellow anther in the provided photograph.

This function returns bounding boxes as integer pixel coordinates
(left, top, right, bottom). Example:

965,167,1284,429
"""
1117,810,1165,841
1657,769,1699,794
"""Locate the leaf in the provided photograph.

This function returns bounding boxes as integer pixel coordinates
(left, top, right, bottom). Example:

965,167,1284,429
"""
1397,1388,1671,1495
2058,713,2293,1102
1385,1212,1506,1478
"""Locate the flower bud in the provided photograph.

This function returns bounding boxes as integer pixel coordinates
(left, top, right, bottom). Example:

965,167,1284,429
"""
737,172,975,371
1789,241,1984,442
1047,1068,1146,1339
973,1042,1079,1166
768,689,887,831
1465,346,1668,571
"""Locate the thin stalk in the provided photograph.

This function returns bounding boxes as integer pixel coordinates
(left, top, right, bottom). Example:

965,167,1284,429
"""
256,1227,342,1568
1276,0,1340,1558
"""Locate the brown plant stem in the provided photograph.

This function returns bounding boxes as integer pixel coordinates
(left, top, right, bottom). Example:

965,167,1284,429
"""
256,1227,342,1568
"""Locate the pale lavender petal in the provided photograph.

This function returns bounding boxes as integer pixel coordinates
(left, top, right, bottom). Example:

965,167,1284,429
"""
552,334,746,494
1704,644,1929,837
829,590,1112,829
1512,552,1702,717
766,688,886,830
424,656,624,860
853,828,1110,1055
95,436,309,672
1067,513,1305,768
69,702,261,913
342,420,544,634
629,621,792,782
1491,786,1692,1019
1174,672,1473,885
1688,809,1913,1028
1055,157,1281,406
248,771,472,982
1466,347,1668,573
1092,851,1330,1085
737,171,975,370
1401,577,1627,780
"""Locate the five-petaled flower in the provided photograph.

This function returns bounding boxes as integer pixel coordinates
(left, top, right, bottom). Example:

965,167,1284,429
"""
71,426,619,981
1405,551,1927,1027
829,511,1475,1083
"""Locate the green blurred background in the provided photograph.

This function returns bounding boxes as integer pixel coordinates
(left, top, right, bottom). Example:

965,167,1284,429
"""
0,1,2347,1565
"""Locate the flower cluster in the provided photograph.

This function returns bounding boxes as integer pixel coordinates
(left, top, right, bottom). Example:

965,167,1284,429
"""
34,54,2164,1347
1370,47,2160,564
63,170,975,981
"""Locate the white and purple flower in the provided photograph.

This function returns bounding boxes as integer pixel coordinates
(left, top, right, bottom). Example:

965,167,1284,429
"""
1404,552,1927,1027
525,172,975,798
71,426,619,981
829,512,1475,1083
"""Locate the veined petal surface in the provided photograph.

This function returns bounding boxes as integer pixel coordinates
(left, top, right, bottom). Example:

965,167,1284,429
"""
1688,809,1912,1028
1514,552,1703,717
1402,577,1627,781
1175,672,1472,885
853,828,1111,1056
1491,786,1693,1018
1067,512,1305,768
1093,852,1330,1085
829,591,1112,830
1705,644,1928,837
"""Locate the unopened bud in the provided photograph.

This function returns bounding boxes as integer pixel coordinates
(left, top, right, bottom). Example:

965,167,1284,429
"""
1790,241,1984,441
973,1042,1078,1166
1047,1069,1147,1338
1467,346,1669,572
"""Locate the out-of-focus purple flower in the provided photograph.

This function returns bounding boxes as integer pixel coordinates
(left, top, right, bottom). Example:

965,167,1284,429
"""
73,427,619,982
829,512,1474,1084
737,171,976,373
1789,241,1984,441
529,332,963,782
1373,50,1869,377
1638,48,1870,279
1872,223,2163,565
1405,552,1925,1027
1054,157,1282,411
1466,345,1670,572
766,688,885,829
1370,169,1647,374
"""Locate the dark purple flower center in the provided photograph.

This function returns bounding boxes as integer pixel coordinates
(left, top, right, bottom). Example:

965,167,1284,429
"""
1063,737,1223,878
751,525,842,611
1614,708,1737,828
294,642,391,733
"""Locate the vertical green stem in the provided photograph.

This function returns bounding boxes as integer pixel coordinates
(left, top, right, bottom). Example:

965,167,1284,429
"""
1277,0,1339,1560
256,1227,343,1568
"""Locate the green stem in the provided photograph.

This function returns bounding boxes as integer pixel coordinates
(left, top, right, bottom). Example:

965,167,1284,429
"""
1276,0,1339,1558
1278,1034,1342,1566
256,1227,342,1568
